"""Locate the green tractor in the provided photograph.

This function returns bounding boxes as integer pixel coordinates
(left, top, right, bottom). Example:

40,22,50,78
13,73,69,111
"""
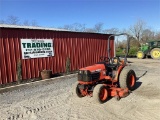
137,40,160,59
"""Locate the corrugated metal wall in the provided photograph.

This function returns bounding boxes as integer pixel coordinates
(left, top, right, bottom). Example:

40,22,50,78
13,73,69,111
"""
0,27,114,85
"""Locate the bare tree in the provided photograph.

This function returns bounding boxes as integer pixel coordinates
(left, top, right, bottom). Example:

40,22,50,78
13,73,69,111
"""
60,22,104,33
155,32,160,40
23,20,39,26
104,28,119,34
31,20,38,26
141,29,155,42
0,15,19,25
129,20,146,41
72,23,86,32
0,15,39,27
82,22,104,33
85,28,96,33
23,20,30,26
60,23,86,32
93,22,104,33
6,15,20,25
61,24,73,30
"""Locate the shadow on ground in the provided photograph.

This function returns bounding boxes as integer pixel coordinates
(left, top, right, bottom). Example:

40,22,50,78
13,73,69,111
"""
136,71,147,81
134,70,147,91
134,82,142,91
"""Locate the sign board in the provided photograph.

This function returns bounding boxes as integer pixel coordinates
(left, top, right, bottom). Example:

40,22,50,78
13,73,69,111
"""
21,39,54,59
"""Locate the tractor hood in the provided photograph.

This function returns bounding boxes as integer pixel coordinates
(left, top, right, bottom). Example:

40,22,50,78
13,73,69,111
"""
80,64,105,73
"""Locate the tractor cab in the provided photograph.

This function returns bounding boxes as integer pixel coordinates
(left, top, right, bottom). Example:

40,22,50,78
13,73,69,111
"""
148,41,160,48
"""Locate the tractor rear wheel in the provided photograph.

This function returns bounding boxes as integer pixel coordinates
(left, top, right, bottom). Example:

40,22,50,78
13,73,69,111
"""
73,81,83,98
119,68,136,91
93,84,108,103
150,48,160,60
137,51,145,59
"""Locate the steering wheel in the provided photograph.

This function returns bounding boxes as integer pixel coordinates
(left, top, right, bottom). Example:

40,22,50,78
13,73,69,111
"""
110,57,121,64
100,56,110,62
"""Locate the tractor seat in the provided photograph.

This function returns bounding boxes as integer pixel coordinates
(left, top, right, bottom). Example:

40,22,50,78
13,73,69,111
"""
107,64,118,70
96,62,118,70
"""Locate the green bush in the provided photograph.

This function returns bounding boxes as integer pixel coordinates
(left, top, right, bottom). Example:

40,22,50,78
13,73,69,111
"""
128,46,139,56
116,48,125,56
116,46,139,57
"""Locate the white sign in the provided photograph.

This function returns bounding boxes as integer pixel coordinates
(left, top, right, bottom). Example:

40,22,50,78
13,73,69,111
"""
21,39,54,59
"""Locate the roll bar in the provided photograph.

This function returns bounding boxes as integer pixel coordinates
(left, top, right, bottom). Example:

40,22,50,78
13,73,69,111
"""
107,33,132,63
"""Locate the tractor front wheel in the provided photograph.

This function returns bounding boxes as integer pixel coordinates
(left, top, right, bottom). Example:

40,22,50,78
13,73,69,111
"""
119,68,136,91
93,84,108,103
73,81,83,98
137,51,145,59
151,48,160,60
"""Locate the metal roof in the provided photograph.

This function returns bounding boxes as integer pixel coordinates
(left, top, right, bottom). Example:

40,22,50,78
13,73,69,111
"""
0,24,70,32
0,24,107,35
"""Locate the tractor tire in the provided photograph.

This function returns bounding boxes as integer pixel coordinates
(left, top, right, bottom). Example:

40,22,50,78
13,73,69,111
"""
119,68,136,91
93,84,108,103
73,81,83,98
150,48,160,60
137,51,145,59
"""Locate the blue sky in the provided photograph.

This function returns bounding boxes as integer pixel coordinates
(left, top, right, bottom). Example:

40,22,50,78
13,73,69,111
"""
0,0,160,31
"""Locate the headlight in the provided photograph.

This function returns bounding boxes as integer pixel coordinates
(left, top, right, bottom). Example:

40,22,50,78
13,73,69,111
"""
79,70,83,74
84,70,88,74
78,70,90,74
84,70,90,75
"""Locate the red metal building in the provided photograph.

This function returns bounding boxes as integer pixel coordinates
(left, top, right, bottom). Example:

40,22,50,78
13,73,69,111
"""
0,24,114,85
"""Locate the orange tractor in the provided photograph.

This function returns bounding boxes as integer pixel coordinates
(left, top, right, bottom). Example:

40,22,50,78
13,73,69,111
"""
73,33,136,103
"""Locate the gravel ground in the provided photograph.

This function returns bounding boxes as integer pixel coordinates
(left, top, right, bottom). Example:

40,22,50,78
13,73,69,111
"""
0,58,160,120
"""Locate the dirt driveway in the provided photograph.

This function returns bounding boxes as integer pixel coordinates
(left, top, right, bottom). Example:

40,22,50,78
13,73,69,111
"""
0,58,160,120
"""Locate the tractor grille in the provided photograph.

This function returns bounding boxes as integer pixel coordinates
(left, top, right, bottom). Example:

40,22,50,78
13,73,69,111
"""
90,71,100,80
78,71,100,82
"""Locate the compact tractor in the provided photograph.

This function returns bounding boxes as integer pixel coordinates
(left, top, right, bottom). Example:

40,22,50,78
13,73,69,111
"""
137,40,160,59
73,33,137,103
